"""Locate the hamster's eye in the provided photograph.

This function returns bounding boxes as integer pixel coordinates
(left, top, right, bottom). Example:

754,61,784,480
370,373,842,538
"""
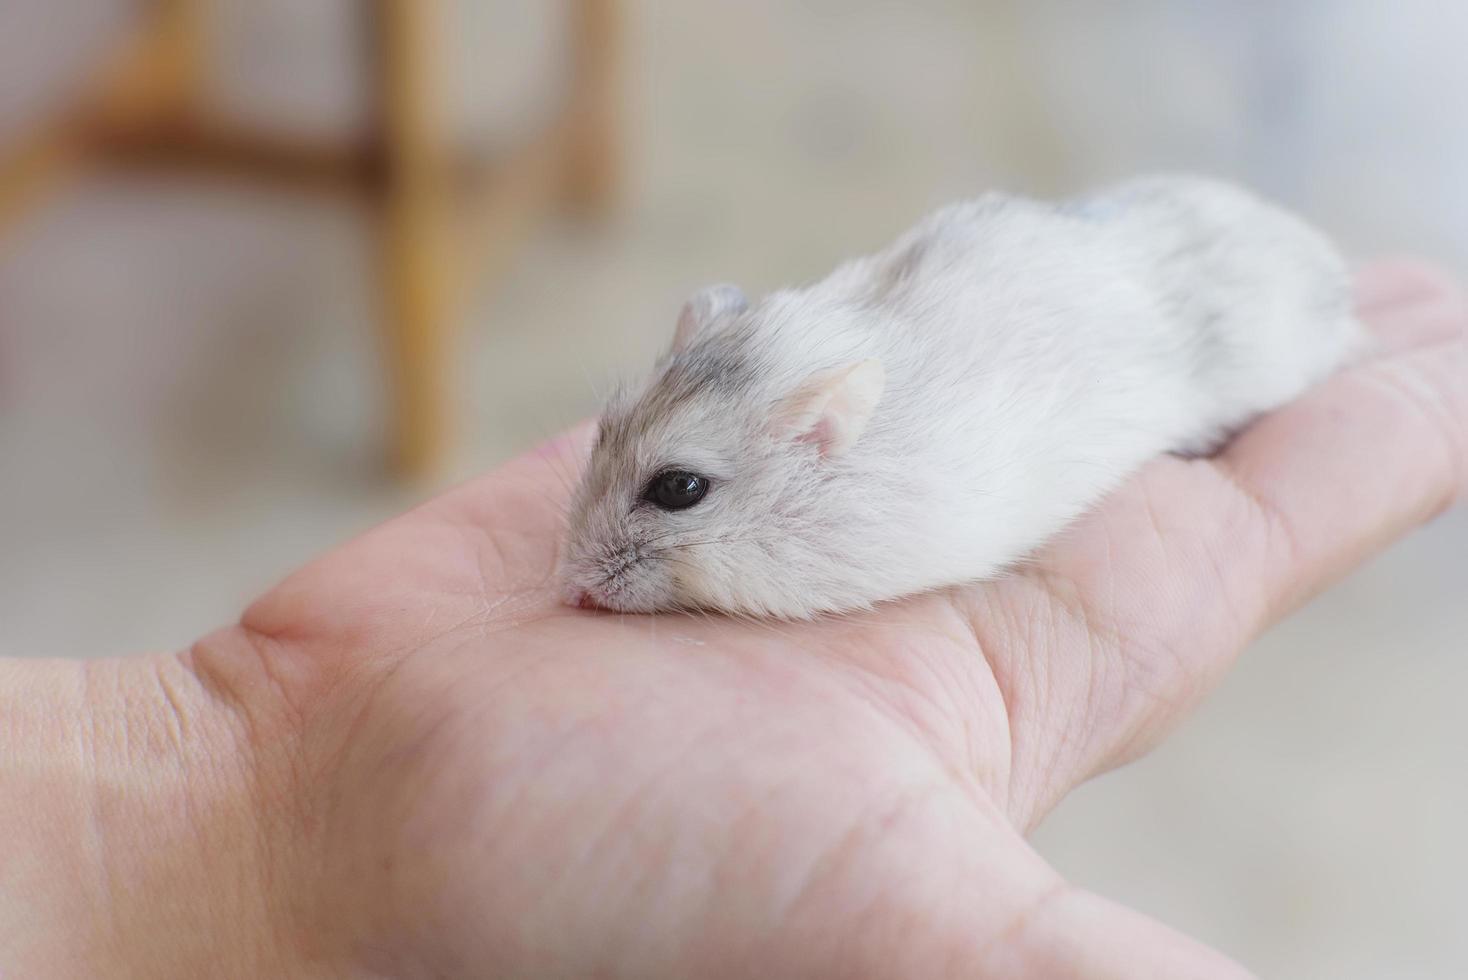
644,470,710,510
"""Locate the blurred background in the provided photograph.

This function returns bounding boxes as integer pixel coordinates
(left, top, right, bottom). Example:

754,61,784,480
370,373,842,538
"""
1,1,1464,974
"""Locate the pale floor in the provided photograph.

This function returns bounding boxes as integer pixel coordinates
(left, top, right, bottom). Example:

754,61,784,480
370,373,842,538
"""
2,2,1465,976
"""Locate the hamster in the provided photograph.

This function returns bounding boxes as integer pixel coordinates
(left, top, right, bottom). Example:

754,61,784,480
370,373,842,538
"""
558,175,1364,619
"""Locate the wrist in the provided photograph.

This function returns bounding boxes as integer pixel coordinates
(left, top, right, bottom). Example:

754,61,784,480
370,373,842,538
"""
0,632,326,977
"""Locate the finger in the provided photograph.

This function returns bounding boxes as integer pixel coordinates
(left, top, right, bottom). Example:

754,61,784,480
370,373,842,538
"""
243,423,599,649
1108,264,1466,760
1214,264,1466,624
979,885,1256,979
980,886,1256,974
1353,260,1468,352
417,421,598,608
971,263,1466,819
1354,258,1462,315
429,420,597,534
1112,265,1467,748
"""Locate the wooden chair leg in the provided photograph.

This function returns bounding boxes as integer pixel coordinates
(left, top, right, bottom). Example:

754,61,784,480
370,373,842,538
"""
0,120,84,235
154,0,205,117
0,8,187,236
563,0,621,216
5,0,590,479
375,0,454,478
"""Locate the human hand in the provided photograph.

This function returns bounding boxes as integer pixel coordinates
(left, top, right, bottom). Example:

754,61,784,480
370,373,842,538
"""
192,261,1454,978
12,264,1459,978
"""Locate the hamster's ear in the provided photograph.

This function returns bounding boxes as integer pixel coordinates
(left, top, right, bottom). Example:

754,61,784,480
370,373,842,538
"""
672,284,748,352
774,359,885,458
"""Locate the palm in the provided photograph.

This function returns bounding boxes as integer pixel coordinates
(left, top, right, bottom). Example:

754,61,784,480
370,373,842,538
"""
238,264,1462,978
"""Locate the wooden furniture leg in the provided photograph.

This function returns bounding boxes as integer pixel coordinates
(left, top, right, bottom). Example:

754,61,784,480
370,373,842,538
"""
375,0,454,478
155,0,204,117
563,0,620,216
0,115,84,233
2,0,621,480
0,9,186,234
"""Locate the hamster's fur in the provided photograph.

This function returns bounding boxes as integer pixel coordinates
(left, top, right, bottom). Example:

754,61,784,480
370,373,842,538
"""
559,175,1364,619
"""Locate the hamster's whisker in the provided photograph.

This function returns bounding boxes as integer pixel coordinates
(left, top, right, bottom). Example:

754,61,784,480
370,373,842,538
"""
641,554,701,574
637,528,682,547
663,534,785,551
572,350,604,403
639,526,709,547
517,412,584,495
534,420,593,508
541,444,583,501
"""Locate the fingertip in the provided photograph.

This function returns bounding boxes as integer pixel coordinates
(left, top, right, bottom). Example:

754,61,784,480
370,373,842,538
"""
1354,258,1465,317
1355,262,1467,357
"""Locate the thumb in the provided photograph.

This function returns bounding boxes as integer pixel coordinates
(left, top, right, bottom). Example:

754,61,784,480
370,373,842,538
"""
975,882,1256,979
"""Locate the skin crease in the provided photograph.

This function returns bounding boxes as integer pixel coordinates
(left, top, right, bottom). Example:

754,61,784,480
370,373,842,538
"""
0,264,1462,978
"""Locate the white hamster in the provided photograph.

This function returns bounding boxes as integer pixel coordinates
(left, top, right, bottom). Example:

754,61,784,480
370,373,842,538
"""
559,175,1364,619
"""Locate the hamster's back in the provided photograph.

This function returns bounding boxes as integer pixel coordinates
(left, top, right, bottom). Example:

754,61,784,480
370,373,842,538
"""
790,175,1361,590
1074,175,1361,449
